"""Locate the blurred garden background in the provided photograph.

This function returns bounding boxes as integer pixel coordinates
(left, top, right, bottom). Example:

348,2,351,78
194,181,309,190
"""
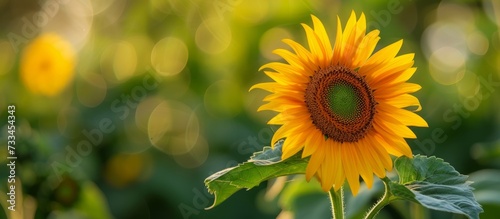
0,0,499,218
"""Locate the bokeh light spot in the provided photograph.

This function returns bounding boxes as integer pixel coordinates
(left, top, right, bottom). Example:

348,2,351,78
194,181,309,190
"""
259,28,292,61
113,41,137,81
148,100,199,155
467,31,489,56
195,18,231,54
104,153,149,187
422,23,467,59
136,96,164,134
437,2,474,28
89,0,115,15
100,41,137,83
429,46,466,85
151,37,188,76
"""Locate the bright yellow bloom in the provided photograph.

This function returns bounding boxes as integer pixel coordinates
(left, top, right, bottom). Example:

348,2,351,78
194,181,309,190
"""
251,11,428,195
20,33,75,96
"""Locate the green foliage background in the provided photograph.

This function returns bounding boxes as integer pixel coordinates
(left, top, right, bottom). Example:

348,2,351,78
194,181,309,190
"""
0,0,499,218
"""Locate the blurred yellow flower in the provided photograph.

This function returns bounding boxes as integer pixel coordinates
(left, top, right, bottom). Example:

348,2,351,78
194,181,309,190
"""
20,33,75,96
104,153,148,187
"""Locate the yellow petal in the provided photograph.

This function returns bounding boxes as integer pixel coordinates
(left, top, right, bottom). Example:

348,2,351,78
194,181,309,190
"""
306,146,325,180
381,94,422,111
302,130,322,158
268,114,285,125
376,131,413,158
311,15,332,60
263,71,291,85
352,30,380,67
332,141,345,191
320,142,335,191
339,11,358,65
258,100,294,112
273,49,306,69
353,142,374,189
374,116,417,139
282,134,305,160
342,143,361,195
282,39,314,70
341,12,366,67
391,67,417,84
249,82,277,92
271,125,292,147
374,83,422,98
378,103,428,127
370,140,393,171
359,39,403,80
331,16,343,64
374,67,417,88
370,53,415,87
302,23,328,66
261,62,294,74
364,136,387,178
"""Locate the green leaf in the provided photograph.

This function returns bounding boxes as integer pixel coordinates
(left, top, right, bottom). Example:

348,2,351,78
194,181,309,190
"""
391,155,483,219
469,169,500,205
249,140,284,165
204,140,309,209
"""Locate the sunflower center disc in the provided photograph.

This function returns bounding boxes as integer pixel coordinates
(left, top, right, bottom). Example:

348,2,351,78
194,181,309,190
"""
304,65,376,143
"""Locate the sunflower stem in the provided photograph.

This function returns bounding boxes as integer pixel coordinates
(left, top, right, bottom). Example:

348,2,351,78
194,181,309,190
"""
364,177,392,219
328,186,344,219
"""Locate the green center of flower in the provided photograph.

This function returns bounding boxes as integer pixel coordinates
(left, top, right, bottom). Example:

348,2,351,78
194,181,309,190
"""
327,83,359,121
304,65,376,143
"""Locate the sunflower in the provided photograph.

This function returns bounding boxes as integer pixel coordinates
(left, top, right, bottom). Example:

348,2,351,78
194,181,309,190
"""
251,11,428,195
20,33,75,96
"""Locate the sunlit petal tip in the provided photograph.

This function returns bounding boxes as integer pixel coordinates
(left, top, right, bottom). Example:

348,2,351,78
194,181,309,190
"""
300,23,310,30
358,12,366,24
281,38,292,44
271,48,284,55
259,63,276,71
414,104,423,112
248,84,262,92
412,84,422,92
419,117,429,127
310,14,320,22
256,105,268,112
249,82,276,92
349,10,357,20
395,39,404,48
